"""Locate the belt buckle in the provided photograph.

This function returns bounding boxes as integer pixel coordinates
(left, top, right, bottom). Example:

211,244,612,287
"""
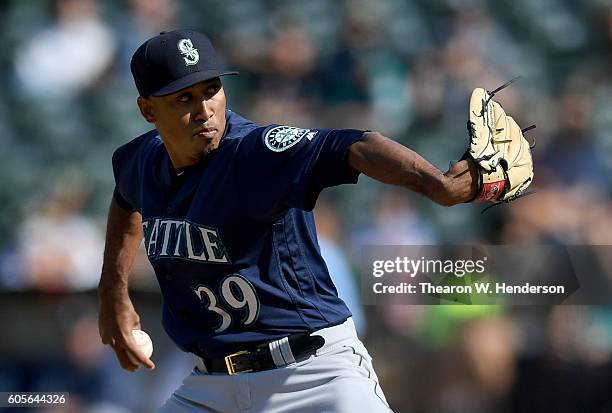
224,350,253,375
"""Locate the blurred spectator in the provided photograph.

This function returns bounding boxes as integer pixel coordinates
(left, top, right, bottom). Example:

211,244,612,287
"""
539,73,610,189
347,191,437,338
13,0,116,99
314,199,367,336
115,0,178,79
349,190,437,249
412,315,518,413
5,171,103,291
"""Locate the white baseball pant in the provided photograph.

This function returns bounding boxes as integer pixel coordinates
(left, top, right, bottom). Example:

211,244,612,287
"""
159,318,392,413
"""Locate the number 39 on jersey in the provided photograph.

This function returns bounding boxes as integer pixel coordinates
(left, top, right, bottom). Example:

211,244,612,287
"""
193,274,260,333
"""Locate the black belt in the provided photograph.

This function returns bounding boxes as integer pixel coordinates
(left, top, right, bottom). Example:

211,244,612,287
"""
199,332,325,375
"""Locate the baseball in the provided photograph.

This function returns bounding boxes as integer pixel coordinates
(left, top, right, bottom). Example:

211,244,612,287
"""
127,329,153,365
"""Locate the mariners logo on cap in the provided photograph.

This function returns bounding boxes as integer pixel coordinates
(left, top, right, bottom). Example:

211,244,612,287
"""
264,126,318,152
177,38,199,66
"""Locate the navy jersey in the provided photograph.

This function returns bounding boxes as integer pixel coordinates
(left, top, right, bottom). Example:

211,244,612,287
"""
112,110,364,357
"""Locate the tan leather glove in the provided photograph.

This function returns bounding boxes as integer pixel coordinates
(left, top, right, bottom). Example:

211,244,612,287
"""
466,84,535,203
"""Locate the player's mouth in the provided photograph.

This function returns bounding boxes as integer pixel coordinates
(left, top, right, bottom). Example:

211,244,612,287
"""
194,127,217,140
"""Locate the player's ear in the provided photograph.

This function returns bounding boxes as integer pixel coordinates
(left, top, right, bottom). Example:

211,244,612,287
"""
137,96,156,123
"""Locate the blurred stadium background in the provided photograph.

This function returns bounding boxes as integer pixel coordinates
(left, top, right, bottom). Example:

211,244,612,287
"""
0,0,611,411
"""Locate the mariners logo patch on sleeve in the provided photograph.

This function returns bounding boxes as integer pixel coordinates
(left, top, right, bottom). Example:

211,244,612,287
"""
264,126,318,152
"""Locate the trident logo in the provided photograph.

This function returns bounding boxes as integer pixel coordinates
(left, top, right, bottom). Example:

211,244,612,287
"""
177,38,199,66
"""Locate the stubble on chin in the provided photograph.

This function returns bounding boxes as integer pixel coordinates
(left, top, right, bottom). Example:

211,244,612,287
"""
202,137,221,157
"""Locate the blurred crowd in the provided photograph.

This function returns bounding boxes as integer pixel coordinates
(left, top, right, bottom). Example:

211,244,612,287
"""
0,0,611,412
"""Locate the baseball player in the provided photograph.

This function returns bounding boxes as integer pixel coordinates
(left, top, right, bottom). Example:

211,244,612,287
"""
98,29,534,413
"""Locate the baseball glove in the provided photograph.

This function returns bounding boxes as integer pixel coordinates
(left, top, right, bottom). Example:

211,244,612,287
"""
465,78,535,208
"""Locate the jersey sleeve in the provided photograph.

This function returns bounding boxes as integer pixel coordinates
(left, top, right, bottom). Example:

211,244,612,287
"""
241,126,364,221
112,186,137,212
111,142,141,212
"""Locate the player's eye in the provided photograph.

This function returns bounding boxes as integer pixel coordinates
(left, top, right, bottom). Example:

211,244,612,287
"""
204,85,220,99
177,93,192,102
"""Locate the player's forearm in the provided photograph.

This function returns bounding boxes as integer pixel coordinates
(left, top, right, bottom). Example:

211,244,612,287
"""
98,198,144,295
347,132,479,206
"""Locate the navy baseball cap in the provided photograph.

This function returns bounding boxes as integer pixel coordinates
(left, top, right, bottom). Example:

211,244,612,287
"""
130,29,238,97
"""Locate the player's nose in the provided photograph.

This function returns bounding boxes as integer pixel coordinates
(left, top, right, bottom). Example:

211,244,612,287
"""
194,98,214,122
